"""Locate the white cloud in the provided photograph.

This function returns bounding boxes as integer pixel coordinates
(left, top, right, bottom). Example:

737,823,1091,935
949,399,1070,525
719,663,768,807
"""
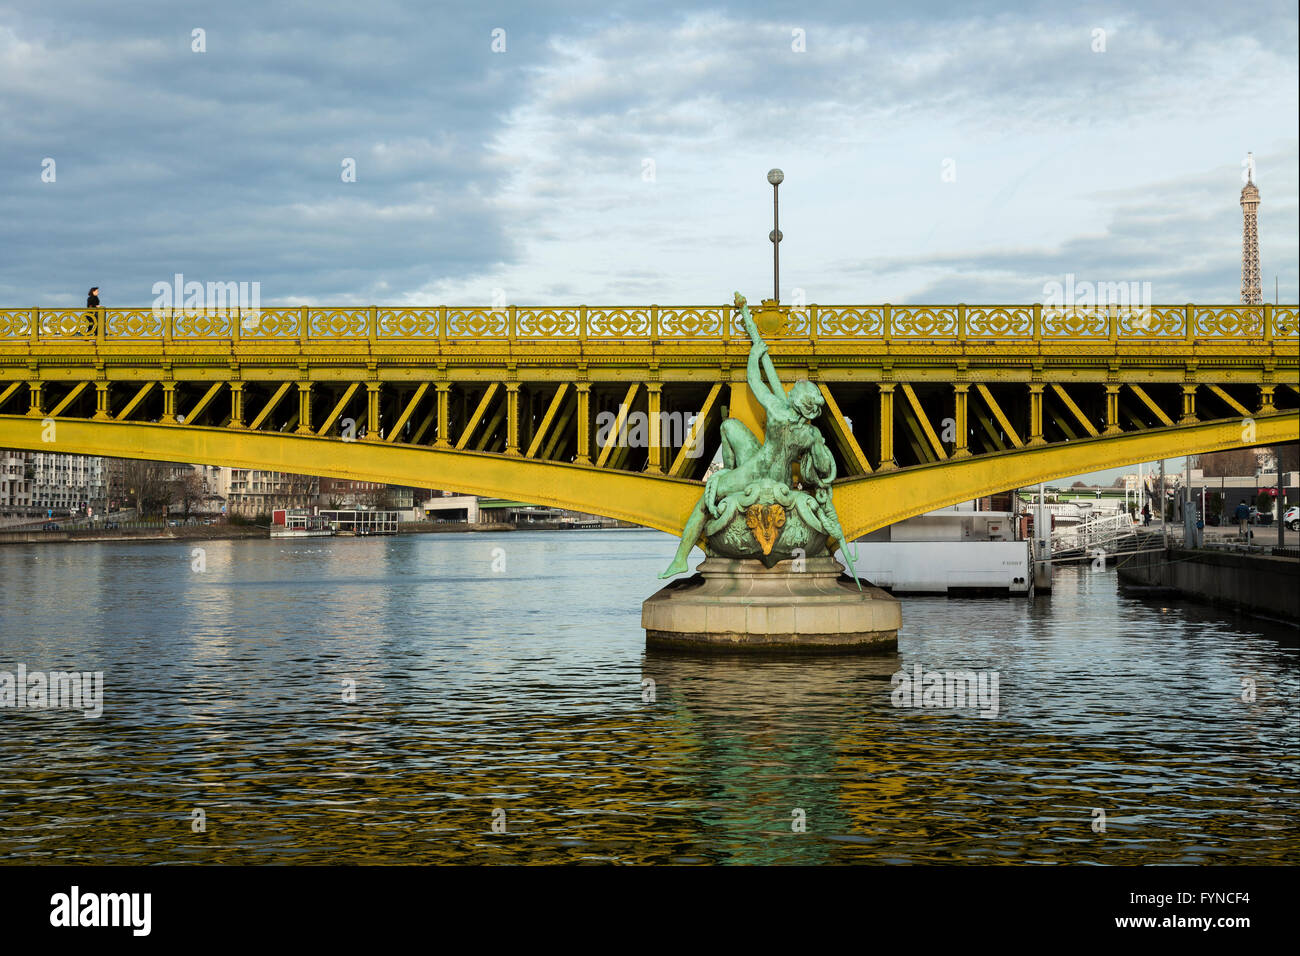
2,2,1296,307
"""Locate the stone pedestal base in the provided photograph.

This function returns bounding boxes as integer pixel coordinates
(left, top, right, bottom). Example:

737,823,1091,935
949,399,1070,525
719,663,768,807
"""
642,557,900,653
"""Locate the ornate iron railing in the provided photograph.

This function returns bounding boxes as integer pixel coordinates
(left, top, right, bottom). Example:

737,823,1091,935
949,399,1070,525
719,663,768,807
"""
0,304,1294,343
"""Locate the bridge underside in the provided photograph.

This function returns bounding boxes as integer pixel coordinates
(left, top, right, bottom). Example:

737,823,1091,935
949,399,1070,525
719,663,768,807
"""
2,303,1296,539
1,411,1295,540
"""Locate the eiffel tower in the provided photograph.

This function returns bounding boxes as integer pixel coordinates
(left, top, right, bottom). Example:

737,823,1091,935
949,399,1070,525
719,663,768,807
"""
1240,153,1262,305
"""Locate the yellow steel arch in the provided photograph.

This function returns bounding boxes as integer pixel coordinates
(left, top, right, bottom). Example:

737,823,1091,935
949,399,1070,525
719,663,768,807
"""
1,411,1295,541
833,413,1299,539
0,415,702,534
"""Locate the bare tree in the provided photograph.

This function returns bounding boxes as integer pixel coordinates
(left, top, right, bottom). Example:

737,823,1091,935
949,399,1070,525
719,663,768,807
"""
1275,443,1298,476
360,486,394,510
117,460,174,517
283,472,318,509
171,470,205,518
1199,448,1265,477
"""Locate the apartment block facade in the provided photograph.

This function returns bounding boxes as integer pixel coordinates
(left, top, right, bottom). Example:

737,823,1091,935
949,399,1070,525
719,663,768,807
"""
0,450,108,517
3,450,430,520
228,469,320,515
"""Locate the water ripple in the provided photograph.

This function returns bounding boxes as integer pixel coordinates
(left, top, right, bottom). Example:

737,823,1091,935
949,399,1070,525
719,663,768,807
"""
0,531,1296,864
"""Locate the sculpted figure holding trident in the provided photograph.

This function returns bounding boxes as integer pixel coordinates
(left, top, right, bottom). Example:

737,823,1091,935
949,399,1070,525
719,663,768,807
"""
660,292,858,582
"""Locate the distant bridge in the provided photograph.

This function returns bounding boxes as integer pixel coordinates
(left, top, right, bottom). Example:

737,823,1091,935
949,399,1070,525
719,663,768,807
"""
1049,512,1169,563
1,302,1296,539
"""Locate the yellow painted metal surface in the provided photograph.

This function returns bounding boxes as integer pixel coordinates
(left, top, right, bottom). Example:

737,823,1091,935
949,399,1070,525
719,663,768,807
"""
900,383,948,461
115,382,155,421
725,384,767,442
47,381,89,417
1050,383,1099,437
2,302,1297,543
596,383,640,468
184,382,224,425
317,383,360,437
1128,384,1174,427
975,384,1024,448
0,416,702,533
668,384,722,478
1205,384,1251,417
384,382,429,442
831,414,1298,539
4,302,1294,346
816,383,872,476
1,412,1294,541
455,383,499,451
248,382,291,431
526,383,570,459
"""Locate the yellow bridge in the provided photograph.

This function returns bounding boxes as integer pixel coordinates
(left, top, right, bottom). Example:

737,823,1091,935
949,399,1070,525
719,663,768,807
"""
1,303,1296,539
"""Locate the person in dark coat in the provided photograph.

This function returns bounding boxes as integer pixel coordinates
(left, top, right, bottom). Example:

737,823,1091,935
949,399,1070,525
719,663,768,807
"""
1234,499,1251,538
1141,502,1150,526
85,287,100,335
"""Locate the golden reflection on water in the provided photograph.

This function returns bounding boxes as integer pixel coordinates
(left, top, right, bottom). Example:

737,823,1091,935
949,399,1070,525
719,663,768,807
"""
0,534,1296,864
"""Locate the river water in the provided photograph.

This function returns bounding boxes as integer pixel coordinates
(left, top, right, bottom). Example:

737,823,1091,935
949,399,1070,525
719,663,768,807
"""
0,530,1296,864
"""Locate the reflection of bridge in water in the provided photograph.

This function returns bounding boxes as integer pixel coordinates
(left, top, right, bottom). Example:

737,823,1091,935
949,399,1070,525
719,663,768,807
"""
1,302,1296,539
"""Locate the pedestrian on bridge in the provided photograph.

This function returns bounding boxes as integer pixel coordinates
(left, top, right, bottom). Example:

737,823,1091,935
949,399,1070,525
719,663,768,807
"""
1141,503,1150,526
1234,499,1251,539
85,286,100,335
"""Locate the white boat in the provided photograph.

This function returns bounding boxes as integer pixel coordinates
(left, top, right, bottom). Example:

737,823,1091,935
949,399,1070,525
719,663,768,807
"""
852,506,1031,595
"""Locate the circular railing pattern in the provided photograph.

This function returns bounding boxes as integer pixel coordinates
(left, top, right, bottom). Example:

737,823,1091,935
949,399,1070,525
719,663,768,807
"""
894,306,957,337
587,308,648,337
239,308,298,338
310,309,367,337
174,311,233,338
1041,308,1107,337
1275,307,1298,337
447,308,508,338
0,310,30,337
1195,306,1263,338
518,308,580,337
0,306,1293,342
966,306,1033,337
1117,307,1183,337
39,310,92,337
818,306,885,337
378,309,438,337
659,307,724,338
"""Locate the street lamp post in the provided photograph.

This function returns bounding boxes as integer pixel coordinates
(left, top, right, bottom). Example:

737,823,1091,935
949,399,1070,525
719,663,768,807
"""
1276,448,1285,548
767,168,783,303
1159,459,1166,546
1247,464,1264,546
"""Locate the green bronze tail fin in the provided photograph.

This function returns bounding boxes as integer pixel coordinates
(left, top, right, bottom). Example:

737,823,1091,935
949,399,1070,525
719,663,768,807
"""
821,497,862,590
838,539,862,591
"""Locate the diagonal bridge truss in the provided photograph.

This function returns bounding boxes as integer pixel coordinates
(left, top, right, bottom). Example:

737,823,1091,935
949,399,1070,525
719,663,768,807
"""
1,302,1296,539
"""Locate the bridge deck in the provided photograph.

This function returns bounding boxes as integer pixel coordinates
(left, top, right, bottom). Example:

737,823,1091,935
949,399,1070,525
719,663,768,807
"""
2,304,1297,539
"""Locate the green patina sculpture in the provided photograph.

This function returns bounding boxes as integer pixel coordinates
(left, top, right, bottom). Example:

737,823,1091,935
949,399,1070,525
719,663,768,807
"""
660,292,858,585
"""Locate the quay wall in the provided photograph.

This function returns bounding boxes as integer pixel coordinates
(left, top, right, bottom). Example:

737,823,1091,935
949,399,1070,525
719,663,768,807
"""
1117,547,1299,624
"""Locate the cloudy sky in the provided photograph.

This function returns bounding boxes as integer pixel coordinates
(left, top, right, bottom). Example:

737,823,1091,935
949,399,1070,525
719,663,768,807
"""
2,0,1296,310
